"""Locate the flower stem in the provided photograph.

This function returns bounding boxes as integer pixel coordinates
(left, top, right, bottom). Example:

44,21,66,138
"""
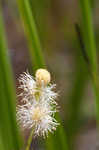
16,0,46,70
26,129,34,150
0,3,22,150
79,0,99,127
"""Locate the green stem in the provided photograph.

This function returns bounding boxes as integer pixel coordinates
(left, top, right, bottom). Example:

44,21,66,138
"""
0,4,22,150
79,0,99,126
17,0,46,70
26,129,34,150
79,0,97,72
92,72,99,126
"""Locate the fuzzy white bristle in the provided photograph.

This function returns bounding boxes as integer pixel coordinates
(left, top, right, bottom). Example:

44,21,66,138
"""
17,70,59,137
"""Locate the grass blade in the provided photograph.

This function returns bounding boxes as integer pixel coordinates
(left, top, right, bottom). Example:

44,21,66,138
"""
0,5,22,150
17,0,46,70
79,0,99,127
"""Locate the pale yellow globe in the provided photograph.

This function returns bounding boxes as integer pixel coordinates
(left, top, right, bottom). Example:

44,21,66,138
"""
35,68,51,86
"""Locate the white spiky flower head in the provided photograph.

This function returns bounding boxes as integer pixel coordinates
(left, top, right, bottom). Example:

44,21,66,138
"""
17,68,59,137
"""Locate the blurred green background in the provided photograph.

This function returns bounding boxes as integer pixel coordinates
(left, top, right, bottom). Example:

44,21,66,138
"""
0,0,99,150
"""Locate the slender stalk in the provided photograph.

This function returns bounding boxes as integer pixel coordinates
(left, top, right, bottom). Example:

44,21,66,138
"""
79,0,97,72
0,135,4,150
79,0,99,126
0,4,22,150
17,0,46,70
26,129,34,150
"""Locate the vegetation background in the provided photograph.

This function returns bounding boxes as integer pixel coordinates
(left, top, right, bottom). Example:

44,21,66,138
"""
0,0,99,150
